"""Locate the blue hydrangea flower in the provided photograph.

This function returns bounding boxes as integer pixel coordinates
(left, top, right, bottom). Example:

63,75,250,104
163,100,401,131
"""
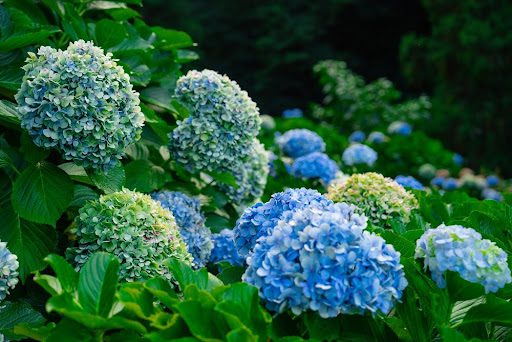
395,175,424,190
453,153,464,166
442,177,459,190
151,191,213,268
210,229,244,266
290,152,339,184
486,175,500,187
367,131,386,144
0,241,19,302
431,176,445,187
168,70,267,204
388,121,412,136
169,69,261,172
276,129,326,158
349,131,366,143
282,108,303,118
415,224,512,293
482,188,503,201
16,41,144,171
243,203,407,318
233,188,332,258
342,143,378,166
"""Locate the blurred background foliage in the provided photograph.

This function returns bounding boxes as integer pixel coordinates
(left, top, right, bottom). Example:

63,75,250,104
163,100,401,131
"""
142,0,511,175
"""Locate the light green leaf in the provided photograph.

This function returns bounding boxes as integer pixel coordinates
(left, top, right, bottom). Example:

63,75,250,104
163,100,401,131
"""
77,252,120,317
45,254,78,294
0,27,59,51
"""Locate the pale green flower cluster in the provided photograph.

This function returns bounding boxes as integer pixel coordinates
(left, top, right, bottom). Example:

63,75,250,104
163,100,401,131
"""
327,172,418,228
67,189,192,282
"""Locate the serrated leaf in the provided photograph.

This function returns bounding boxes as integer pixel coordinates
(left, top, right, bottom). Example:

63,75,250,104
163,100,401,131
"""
11,161,74,225
89,163,125,193
69,184,99,208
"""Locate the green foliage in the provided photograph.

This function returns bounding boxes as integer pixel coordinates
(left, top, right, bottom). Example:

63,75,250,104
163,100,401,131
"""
400,0,512,174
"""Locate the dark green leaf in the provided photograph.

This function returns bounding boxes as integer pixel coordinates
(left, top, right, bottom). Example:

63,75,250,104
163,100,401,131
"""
0,27,59,51
95,19,127,49
0,301,45,341
68,185,99,208
124,159,170,193
11,161,74,225
20,132,50,163
89,163,125,193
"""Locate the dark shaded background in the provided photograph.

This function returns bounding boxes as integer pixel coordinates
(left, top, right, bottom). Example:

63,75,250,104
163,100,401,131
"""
141,0,512,175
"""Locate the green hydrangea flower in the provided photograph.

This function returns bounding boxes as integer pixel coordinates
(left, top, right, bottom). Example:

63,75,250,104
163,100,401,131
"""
16,40,144,171
67,189,192,282
327,172,418,228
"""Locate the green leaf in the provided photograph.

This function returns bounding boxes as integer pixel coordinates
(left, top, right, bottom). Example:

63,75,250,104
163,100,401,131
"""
20,132,50,163
0,65,23,92
77,252,120,317
95,19,127,49
0,186,56,281
0,301,45,341
175,300,227,340
167,259,223,291
152,27,194,50
124,159,170,193
68,185,99,208
0,149,14,170
58,163,92,185
45,254,78,294
11,161,74,226
118,282,156,319
227,328,258,342
45,319,95,342
462,295,512,327
0,26,59,51
0,99,21,128
89,163,125,193
143,277,179,308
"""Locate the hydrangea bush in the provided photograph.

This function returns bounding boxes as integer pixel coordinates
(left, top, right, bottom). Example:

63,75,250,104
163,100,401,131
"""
16,41,144,170
151,191,213,268
327,172,418,228
276,129,326,158
210,229,244,266
0,242,19,302
290,152,339,184
342,143,378,166
395,175,424,190
415,224,512,293
243,203,408,318
233,188,332,258
67,189,192,282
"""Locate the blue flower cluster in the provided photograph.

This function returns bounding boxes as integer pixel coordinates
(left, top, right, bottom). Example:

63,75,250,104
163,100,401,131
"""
276,129,326,158
169,70,268,204
395,175,424,190
151,191,213,268
233,188,332,258
290,152,339,184
342,143,378,166
349,130,366,143
442,177,459,190
486,175,500,187
210,229,244,266
16,41,144,170
482,188,503,201
282,108,303,118
0,241,19,302
243,203,407,318
367,131,386,144
453,153,464,166
388,121,412,136
415,224,511,293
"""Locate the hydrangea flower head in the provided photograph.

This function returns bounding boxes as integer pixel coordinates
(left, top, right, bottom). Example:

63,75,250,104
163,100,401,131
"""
415,224,511,293
453,153,464,166
169,69,261,173
367,131,387,144
460,174,486,190
16,40,144,170
0,242,19,302
210,229,244,266
243,203,407,318
342,143,378,166
442,177,459,191
395,175,424,190
67,189,192,282
349,130,366,143
233,188,332,258
486,175,500,187
260,114,276,131
327,172,418,228
276,129,326,158
388,121,412,136
418,163,437,179
282,108,303,118
482,188,503,201
290,152,339,184
151,191,213,268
